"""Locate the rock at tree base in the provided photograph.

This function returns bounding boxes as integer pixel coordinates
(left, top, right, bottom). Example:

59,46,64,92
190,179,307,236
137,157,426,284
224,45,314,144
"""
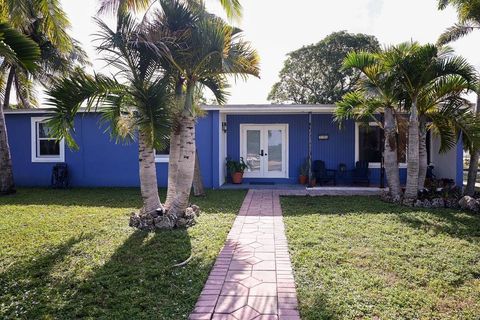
458,196,480,212
129,205,202,231
431,198,445,208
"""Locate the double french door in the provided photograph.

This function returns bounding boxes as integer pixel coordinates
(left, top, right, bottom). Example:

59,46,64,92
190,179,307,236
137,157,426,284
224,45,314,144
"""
240,124,288,178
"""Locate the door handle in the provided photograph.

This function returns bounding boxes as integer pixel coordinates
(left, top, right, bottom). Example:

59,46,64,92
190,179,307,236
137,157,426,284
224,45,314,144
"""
260,150,267,156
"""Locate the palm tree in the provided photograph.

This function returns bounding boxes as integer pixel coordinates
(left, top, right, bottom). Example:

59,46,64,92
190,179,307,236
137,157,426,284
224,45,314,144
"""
0,22,40,194
98,0,243,20
416,73,478,189
383,43,477,203
0,0,88,109
335,50,404,199
464,91,480,195
147,0,259,217
438,0,480,195
46,14,172,229
437,0,480,45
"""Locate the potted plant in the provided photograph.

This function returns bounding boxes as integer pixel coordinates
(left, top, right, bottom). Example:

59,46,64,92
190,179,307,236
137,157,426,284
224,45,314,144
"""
299,159,308,185
226,157,248,184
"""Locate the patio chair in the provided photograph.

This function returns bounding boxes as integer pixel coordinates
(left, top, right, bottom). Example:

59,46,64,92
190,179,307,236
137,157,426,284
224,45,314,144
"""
313,160,336,185
352,161,370,186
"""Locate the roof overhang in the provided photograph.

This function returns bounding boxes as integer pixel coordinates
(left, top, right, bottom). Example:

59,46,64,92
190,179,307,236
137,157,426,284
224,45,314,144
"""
201,104,336,114
4,104,337,115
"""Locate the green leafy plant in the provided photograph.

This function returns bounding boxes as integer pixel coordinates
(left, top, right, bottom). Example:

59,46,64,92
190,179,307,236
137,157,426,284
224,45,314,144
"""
226,157,248,174
299,158,309,176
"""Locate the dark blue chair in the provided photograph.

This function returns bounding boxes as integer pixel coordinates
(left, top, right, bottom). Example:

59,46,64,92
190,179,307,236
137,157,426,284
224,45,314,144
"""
352,161,370,186
313,160,336,185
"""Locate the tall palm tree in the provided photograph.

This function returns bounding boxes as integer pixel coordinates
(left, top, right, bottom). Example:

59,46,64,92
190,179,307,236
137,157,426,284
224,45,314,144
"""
383,42,477,203
146,0,258,217
0,0,88,109
0,22,40,194
438,0,480,195
335,50,404,199
46,14,172,229
416,73,478,189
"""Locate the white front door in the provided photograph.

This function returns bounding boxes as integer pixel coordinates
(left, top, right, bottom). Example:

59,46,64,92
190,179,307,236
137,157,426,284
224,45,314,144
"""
240,124,288,178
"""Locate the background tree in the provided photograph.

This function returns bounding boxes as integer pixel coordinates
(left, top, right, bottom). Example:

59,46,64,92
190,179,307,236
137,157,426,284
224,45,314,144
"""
268,31,379,104
438,0,480,195
0,22,40,194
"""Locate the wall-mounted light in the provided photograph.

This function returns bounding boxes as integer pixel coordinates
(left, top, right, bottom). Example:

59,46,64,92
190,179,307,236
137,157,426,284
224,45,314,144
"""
318,134,329,140
222,121,227,133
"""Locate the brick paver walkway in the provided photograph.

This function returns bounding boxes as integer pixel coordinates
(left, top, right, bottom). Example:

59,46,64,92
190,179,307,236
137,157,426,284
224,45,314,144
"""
189,190,300,320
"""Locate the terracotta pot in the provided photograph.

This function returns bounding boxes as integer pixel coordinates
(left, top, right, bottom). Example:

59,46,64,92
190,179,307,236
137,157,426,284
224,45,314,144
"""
298,175,308,185
231,172,244,184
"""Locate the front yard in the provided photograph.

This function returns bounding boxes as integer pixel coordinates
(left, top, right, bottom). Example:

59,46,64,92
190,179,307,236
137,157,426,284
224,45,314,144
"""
0,188,245,319
281,196,480,320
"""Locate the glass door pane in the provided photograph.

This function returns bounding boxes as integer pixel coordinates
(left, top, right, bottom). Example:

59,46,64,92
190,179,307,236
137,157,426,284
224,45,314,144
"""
246,129,261,173
267,129,283,173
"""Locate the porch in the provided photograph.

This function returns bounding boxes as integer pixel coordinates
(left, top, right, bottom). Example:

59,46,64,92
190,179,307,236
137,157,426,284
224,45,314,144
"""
220,183,384,196
209,104,463,190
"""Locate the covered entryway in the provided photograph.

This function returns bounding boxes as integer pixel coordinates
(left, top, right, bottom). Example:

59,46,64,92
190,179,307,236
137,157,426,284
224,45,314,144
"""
240,124,288,179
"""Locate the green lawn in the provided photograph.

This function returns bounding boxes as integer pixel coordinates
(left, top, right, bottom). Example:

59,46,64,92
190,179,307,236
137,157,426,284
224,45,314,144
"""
0,188,246,319
281,196,480,320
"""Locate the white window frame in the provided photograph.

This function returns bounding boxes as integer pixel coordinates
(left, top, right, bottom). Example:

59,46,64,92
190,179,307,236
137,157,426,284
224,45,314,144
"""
154,150,169,163
355,122,407,169
31,117,65,163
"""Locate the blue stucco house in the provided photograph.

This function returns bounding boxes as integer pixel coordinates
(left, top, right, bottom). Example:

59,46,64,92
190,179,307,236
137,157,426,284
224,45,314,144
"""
5,104,464,188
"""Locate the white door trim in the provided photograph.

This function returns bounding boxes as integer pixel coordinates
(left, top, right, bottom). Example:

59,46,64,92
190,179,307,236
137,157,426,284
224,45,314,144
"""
240,124,289,179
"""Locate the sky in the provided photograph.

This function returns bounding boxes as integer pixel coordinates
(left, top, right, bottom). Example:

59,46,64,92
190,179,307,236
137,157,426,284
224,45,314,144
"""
58,0,480,105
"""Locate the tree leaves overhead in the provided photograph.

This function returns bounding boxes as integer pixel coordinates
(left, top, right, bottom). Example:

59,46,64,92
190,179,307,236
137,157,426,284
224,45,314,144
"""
0,22,40,71
268,31,380,105
437,0,480,45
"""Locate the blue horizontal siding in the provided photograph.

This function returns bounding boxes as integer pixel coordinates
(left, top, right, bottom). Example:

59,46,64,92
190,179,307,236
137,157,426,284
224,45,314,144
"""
227,113,407,186
6,111,217,188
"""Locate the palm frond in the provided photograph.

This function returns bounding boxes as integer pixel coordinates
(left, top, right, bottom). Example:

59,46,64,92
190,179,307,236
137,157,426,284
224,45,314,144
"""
0,22,40,71
438,22,479,45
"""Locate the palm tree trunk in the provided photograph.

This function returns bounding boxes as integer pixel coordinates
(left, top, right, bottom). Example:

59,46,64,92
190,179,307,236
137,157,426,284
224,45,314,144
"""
138,130,163,214
0,102,15,194
383,107,401,198
464,93,480,196
14,72,30,108
168,83,196,217
3,68,15,109
404,98,420,202
164,124,181,209
418,116,428,189
193,149,205,196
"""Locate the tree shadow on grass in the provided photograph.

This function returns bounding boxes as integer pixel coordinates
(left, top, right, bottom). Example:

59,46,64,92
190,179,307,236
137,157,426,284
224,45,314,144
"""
1,228,215,320
0,234,94,318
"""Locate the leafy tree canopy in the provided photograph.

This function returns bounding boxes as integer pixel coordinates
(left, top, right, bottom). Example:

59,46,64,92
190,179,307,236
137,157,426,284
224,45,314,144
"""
268,31,380,104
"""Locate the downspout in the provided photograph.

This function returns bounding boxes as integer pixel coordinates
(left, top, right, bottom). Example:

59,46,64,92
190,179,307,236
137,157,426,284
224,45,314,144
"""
308,112,312,185
380,112,385,189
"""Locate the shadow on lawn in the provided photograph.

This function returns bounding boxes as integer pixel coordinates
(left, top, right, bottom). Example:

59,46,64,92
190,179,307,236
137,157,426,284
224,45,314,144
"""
281,195,480,242
0,188,146,208
0,229,210,319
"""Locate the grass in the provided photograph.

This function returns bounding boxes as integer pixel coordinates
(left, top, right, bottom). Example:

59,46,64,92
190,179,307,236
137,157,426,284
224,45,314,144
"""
281,196,480,320
0,188,246,319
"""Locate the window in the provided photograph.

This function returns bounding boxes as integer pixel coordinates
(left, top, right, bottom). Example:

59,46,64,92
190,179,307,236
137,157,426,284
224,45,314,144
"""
355,122,407,168
155,145,170,163
31,117,65,163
